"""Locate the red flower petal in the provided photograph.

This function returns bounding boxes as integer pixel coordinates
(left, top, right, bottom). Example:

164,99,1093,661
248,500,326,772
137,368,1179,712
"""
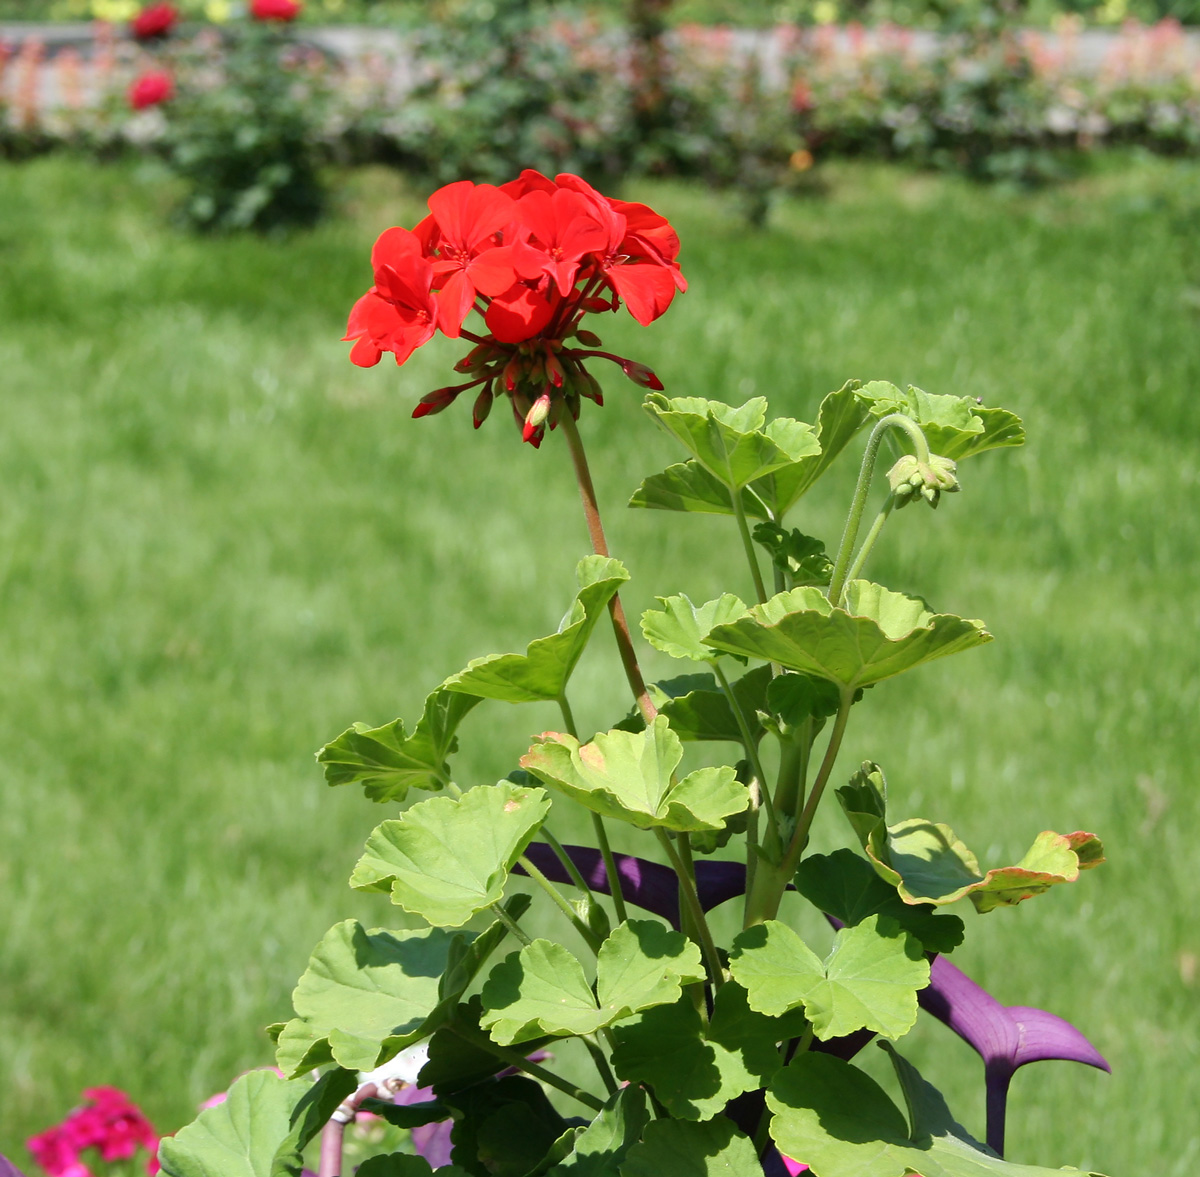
485,283,559,344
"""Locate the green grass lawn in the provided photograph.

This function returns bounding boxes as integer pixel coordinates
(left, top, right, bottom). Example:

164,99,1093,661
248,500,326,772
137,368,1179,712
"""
0,153,1197,1173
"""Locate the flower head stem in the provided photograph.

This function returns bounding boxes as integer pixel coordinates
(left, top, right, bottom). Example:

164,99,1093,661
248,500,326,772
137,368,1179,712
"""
656,828,725,991
828,413,930,606
730,486,769,604
517,853,603,954
558,410,657,726
844,493,896,587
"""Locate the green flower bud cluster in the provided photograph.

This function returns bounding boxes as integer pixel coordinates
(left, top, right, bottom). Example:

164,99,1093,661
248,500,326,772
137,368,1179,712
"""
887,452,960,509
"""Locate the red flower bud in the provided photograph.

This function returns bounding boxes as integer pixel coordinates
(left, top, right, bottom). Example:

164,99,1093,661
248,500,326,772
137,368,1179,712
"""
575,328,602,347
473,386,494,429
620,360,664,390
522,392,552,442
412,387,459,418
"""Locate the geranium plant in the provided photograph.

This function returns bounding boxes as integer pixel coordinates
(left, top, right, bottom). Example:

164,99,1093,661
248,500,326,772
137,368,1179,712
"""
153,170,1110,1177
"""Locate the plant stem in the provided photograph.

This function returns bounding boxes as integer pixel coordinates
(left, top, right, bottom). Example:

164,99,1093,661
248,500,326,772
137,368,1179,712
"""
828,413,930,606
582,1035,619,1095
490,902,534,946
782,691,854,879
558,694,628,923
517,853,603,954
541,825,595,898
730,484,769,604
844,492,896,586
448,1023,606,1112
656,828,724,990
712,659,779,863
558,410,657,725
772,727,809,826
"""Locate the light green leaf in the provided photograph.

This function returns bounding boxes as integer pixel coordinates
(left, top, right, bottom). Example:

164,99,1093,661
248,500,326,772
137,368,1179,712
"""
274,921,461,1077
520,715,747,832
546,1086,649,1177
481,921,703,1045
858,380,1026,463
628,460,768,518
641,594,748,661
704,581,991,692
751,379,872,517
656,667,772,745
793,849,964,955
349,783,550,926
612,986,803,1121
729,915,928,1040
767,1052,1109,1177
317,689,482,803
644,394,820,490
838,762,1105,912
159,1071,307,1177
619,1117,761,1177
442,557,628,703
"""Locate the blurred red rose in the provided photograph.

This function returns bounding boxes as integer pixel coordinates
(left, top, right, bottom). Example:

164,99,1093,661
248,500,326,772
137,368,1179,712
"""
128,69,173,110
130,2,178,40
250,0,302,21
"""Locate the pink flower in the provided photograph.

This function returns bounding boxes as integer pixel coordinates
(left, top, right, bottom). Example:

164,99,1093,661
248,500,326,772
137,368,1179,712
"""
27,1089,159,1177
127,69,173,110
250,0,301,21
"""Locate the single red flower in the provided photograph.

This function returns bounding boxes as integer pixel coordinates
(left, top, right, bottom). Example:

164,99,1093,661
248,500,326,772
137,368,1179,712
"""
343,227,438,368
130,2,177,40
250,0,301,21
127,69,173,110
515,187,610,297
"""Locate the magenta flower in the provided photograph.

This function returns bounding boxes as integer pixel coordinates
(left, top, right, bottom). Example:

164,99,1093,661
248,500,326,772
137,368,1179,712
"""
27,1088,159,1177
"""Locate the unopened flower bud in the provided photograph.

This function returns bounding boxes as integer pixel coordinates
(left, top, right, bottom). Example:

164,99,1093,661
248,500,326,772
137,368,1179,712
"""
454,343,493,374
411,386,459,419
473,385,494,429
523,392,552,443
886,452,959,510
544,349,565,388
581,369,604,406
621,360,664,391
575,328,602,347
503,356,521,393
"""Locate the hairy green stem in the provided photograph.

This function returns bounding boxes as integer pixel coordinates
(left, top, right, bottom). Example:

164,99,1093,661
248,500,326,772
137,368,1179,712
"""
656,829,724,990
828,413,930,606
772,727,809,831
844,492,897,587
582,1035,619,1095
558,410,657,725
449,1023,605,1112
517,853,603,954
541,825,594,898
490,903,534,946
730,484,769,604
558,694,628,923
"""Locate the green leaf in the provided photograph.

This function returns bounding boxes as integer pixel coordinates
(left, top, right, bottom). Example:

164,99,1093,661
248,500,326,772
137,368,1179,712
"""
644,394,820,490
520,716,747,833
270,1067,357,1177
317,688,482,803
355,1157,472,1177
749,380,871,517
442,557,629,703
635,669,771,746
274,921,462,1077
159,1071,307,1177
729,916,929,1040
619,1117,761,1177
628,460,768,519
358,1098,452,1128
752,524,833,589
704,581,991,692
612,986,802,1121
546,1086,649,1177
641,593,748,662
445,1075,569,1177
858,380,1026,463
481,921,703,1045
349,783,551,926
838,762,1105,912
767,1051,1109,1177
794,849,964,955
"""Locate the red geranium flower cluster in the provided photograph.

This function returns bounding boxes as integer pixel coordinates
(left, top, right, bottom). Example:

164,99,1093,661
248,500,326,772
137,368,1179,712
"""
129,2,178,40
27,1088,159,1177
127,69,173,111
343,169,685,447
250,0,302,21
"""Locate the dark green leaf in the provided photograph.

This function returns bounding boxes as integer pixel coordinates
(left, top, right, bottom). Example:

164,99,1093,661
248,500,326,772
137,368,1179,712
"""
442,557,628,703
794,849,964,955
349,783,550,926
355,1157,472,1177
271,1067,357,1177
656,667,771,746
546,1086,648,1177
752,524,833,589
419,998,556,1094
358,1098,452,1128
619,1117,761,1177
628,461,767,519
446,1075,569,1177
317,689,482,802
